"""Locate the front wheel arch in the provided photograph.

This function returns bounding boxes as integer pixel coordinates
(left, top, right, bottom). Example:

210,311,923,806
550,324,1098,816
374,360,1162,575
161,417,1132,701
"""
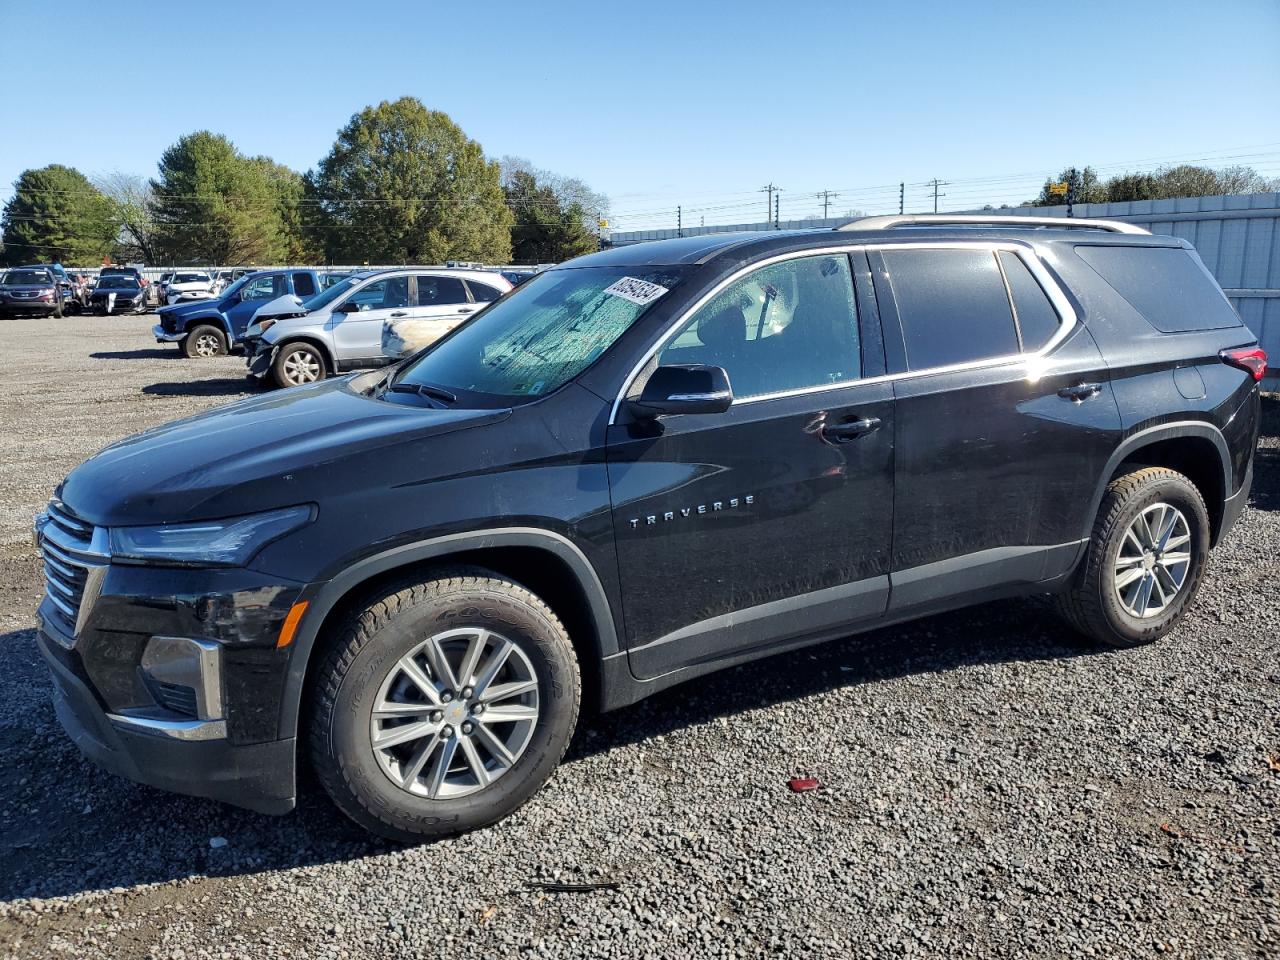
278,530,621,742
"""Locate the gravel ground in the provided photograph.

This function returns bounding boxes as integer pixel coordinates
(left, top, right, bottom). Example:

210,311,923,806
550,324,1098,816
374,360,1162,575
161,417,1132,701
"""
0,314,1277,960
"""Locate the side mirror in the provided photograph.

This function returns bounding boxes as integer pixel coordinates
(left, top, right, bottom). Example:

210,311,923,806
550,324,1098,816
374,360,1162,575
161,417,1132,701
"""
336,300,361,314
629,364,733,419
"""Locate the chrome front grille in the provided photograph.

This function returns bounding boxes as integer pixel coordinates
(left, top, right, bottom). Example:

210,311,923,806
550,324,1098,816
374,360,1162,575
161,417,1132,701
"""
37,501,108,638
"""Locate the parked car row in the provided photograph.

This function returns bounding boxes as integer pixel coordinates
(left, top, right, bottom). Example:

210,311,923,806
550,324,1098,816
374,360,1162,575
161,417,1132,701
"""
153,265,514,387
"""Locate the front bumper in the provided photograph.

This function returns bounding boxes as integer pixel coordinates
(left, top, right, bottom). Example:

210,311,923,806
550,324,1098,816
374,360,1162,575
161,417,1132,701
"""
33,551,308,816
38,625,295,814
153,323,186,342
246,341,273,378
0,300,58,315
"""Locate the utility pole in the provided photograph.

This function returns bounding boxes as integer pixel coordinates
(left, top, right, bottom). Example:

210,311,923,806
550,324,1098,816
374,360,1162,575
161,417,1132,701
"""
899,182,905,215
927,178,948,214
774,193,780,229
817,190,838,219
677,205,683,237
760,183,781,227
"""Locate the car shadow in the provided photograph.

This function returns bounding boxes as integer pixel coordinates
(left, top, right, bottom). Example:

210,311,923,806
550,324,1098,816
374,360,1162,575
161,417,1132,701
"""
141,378,258,398
0,599,1094,902
90,349,176,360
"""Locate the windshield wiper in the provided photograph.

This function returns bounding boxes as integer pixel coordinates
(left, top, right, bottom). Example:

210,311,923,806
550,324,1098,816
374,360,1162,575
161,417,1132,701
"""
389,382,458,404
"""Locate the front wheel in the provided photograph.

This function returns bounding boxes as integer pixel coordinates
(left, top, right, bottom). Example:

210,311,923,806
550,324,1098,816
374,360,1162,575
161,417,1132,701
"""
182,324,228,358
308,569,581,842
271,341,326,387
1055,466,1210,648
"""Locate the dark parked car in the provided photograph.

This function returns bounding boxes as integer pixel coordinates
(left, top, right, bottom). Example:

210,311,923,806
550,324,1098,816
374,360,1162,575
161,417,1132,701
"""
89,274,149,314
0,267,67,317
34,216,1264,841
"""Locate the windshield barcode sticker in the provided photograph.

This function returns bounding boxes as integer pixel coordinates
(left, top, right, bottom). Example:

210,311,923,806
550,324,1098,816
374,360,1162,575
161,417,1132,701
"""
603,277,669,305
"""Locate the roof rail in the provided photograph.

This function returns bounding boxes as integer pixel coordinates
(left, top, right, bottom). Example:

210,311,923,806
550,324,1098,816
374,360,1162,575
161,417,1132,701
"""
836,214,1150,235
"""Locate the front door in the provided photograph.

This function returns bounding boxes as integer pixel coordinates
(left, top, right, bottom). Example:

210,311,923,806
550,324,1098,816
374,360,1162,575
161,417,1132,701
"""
869,244,1124,608
608,251,896,680
228,273,287,339
329,275,411,367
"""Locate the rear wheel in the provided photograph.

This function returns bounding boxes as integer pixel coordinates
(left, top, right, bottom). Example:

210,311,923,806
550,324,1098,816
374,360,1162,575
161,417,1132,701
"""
1055,467,1210,647
182,324,227,358
271,342,326,387
308,569,580,842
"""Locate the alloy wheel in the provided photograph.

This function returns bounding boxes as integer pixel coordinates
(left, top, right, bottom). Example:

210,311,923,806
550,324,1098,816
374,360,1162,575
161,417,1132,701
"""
282,349,321,384
194,332,221,357
370,628,540,799
1112,501,1192,618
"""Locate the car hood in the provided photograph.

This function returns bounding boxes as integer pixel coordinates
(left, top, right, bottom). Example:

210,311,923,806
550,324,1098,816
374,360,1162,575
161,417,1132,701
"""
0,283,54,292
261,309,331,343
58,377,510,527
157,298,227,319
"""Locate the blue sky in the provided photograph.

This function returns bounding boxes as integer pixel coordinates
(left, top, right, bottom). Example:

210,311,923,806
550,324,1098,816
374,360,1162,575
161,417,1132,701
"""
2,0,1278,229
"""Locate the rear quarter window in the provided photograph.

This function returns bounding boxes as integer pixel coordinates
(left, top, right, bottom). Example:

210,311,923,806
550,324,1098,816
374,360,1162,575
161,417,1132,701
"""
1074,245,1241,333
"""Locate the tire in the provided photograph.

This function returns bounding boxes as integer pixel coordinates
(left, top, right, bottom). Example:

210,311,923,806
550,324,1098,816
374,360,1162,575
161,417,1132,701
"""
182,324,227,358
271,341,327,387
51,299,63,319
1055,466,1210,648
308,569,581,842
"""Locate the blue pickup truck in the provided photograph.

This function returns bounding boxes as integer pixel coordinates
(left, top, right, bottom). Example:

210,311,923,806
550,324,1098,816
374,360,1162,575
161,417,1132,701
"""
153,269,342,358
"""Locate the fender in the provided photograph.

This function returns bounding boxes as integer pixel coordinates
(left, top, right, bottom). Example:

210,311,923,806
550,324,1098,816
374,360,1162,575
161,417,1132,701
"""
275,527,621,738
1081,419,1231,543
267,334,338,372
174,309,232,340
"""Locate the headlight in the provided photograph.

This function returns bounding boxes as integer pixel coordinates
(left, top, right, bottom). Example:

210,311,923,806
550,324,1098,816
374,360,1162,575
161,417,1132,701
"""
109,505,314,566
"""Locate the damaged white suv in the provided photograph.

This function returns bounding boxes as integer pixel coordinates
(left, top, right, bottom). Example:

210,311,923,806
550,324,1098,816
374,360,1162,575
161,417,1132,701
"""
243,267,512,388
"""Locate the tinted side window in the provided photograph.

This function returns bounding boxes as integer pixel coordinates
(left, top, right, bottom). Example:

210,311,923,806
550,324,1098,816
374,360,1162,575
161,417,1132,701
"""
415,275,468,306
466,280,503,302
244,274,284,301
883,249,1018,370
1075,245,1241,333
351,276,410,310
292,272,316,297
659,254,860,399
997,251,1060,351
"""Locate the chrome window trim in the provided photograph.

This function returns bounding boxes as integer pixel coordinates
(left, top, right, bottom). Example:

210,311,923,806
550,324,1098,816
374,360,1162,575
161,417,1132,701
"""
607,241,1078,423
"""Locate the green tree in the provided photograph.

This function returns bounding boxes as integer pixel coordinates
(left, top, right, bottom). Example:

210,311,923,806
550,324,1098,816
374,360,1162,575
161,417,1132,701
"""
1031,166,1106,207
250,157,317,263
309,97,512,264
504,169,599,263
1,165,115,265
151,132,285,264
1105,172,1161,202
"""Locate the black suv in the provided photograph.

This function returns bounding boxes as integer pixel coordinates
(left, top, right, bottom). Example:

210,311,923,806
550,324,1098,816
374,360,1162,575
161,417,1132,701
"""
34,216,1264,841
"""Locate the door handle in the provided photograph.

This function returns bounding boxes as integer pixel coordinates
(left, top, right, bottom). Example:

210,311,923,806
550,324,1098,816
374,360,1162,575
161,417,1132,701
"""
390,311,409,318
821,417,882,443
1058,383,1102,403
458,306,477,314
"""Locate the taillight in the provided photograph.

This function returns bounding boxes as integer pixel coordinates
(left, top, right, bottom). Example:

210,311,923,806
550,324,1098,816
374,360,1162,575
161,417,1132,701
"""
1220,347,1268,382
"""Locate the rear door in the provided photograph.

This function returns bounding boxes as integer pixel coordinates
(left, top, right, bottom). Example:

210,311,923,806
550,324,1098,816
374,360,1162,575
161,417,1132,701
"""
329,274,411,366
290,271,318,301
608,250,896,679
401,274,474,348
870,243,1123,609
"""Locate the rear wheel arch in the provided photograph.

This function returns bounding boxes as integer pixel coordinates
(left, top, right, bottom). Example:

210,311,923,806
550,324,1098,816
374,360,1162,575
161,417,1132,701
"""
1095,424,1230,545
279,529,621,740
